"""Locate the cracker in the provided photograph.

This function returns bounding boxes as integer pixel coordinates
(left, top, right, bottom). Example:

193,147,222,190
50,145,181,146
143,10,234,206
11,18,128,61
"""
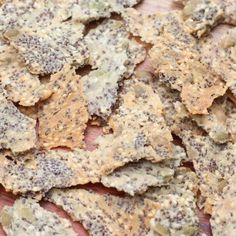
211,174,236,236
5,21,88,75
0,90,36,153
46,188,157,236
149,193,199,236
181,0,236,38
0,198,76,236
101,145,187,195
149,39,227,114
38,65,89,149
199,28,236,97
68,0,142,23
0,42,51,106
123,8,195,45
85,19,146,76
183,134,236,213
193,97,236,143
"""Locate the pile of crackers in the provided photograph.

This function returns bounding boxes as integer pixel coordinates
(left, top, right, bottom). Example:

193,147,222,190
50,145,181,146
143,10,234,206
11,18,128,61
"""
0,0,235,235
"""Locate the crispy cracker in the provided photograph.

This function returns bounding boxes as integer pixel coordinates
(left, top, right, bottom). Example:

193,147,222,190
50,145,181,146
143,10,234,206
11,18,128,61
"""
149,39,227,114
0,198,76,236
5,21,87,75
149,193,199,236
0,42,51,106
183,134,236,213
199,28,236,97
85,19,146,76
38,65,89,149
211,174,236,235
68,0,142,23
123,8,195,45
46,188,157,236
101,145,187,195
181,0,236,38
0,90,36,153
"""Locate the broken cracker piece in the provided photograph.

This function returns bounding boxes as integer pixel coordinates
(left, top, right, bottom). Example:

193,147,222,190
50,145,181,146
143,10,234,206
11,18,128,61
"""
0,42,51,106
46,188,157,236
149,40,227,114
0,90,36,153
5,21,87,75
149,193,200,236
0,198,76,236
38,65,89,149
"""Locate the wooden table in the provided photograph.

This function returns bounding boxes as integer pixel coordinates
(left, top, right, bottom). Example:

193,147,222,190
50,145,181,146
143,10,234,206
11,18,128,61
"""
1,0,225,235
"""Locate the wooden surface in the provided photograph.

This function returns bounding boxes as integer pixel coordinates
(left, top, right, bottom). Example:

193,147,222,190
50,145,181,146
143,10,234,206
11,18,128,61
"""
0,0,219,235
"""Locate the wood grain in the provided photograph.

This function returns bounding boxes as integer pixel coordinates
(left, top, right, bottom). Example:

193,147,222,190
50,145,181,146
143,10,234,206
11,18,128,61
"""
0,0,221,235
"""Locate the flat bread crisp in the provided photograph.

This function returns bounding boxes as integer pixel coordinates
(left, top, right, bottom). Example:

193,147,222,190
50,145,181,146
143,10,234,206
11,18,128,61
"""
0,42,51,106
0,198,76,236
38,65,89,149
149,39,227,114
211,174,236,236
0,89,36,153
5,21,88,75
46,188,158,236
180,0,236,38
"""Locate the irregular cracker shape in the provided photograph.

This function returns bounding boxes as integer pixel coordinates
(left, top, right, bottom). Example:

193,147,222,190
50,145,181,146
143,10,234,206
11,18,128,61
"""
101,145,187,195
46,188,157,236
68,0,142,23
0,42,51,106
123,8,195,45
149,193,199,236
183,134,236,213
38,65,89,149
211,174,236,235
5,21,87,75
0,90,36,153
181,0,236,38
149,39,227,114
199,28,236,96
0,198,76,236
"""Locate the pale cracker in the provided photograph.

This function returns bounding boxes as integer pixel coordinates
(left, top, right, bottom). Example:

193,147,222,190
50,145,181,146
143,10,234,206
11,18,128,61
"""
182,134,236,213
0,198,76,236
181,0,236,38
5,21,88,75
38,65,89,149
211,174,236,236
46,188,158,236
149,193,200,236
149,39,227,114
199,28,236,97
123,8,195,45
0,90,36,153
0,42,51,106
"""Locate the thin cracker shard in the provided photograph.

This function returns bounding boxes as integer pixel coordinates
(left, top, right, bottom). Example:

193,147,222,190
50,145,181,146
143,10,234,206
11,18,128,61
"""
180,0,236,38
149,193,200,236
0,90,36,153
0,198,76,236
122,8,195,45
0,42,51,106
5,21,88,75
38,65,89,149
211,174,236,236
46,188,157,236
149,39,227,114
101,145,187,195
182,134,236,213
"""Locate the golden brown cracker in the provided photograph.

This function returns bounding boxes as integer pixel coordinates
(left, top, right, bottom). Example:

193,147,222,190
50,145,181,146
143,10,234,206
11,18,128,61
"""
0,198,76,236
38,65,89,149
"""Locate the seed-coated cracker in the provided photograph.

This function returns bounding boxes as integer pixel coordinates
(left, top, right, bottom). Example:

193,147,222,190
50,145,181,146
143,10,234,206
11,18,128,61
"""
46,188,158,236
0,198,76,236
38,65,89,149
